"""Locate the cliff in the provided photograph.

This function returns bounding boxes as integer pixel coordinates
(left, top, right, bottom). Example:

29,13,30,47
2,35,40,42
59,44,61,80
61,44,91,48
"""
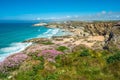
0,21,120,80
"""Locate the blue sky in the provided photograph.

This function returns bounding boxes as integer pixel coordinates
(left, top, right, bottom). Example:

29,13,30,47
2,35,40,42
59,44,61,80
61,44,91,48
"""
0,0,120,20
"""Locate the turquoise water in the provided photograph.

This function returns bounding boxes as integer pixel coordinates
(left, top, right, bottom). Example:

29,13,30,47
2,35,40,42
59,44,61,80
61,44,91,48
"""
0,22,69,61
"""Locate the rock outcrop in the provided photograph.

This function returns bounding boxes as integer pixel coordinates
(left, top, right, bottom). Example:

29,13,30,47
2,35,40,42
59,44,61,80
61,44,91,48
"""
33,23,48,26
84,22,113,36
103,22,120,51
32,21,120,50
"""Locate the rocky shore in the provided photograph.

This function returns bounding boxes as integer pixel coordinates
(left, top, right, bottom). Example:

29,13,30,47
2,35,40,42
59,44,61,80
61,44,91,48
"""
29,21,120,50
0,21,120,80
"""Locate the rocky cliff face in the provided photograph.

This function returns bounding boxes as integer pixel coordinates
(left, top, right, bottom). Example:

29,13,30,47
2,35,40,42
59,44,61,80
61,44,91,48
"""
99,22,120,51
84,22,114,36
47,21,115,36
46,21,120,50
84,22,120,50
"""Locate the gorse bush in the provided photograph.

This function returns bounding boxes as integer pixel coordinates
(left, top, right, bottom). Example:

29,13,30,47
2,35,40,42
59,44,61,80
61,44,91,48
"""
107,52,120,64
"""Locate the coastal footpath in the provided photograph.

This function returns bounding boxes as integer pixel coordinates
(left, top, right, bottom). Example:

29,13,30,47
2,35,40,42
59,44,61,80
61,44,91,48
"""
0,21,120,80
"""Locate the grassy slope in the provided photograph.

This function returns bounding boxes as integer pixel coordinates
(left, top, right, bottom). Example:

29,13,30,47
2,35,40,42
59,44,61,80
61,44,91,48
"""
0,45,120,80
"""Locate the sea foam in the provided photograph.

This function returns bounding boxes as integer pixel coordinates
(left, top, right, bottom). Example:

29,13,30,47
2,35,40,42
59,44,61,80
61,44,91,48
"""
0,27,71,61
0,42,32,61
37,28,60,38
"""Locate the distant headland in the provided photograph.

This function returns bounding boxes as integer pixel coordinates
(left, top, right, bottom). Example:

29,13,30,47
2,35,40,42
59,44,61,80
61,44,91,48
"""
0,20,120,80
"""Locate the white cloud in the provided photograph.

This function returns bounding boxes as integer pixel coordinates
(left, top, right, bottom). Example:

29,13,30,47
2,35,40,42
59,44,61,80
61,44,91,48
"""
31,12,120,21
36,18,41,20
66,16,70,18
101,11,107,14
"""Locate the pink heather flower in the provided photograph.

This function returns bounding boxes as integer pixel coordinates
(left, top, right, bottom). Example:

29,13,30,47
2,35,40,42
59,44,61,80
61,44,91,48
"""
37,49,63,62
0,53,28,74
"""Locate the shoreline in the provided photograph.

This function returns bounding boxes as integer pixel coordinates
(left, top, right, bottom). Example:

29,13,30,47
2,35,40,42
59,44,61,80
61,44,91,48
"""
0,26,72,62
23,21,108,55
1,21,120,79
0,42,32,62
24,20,120,52
1,21,119,62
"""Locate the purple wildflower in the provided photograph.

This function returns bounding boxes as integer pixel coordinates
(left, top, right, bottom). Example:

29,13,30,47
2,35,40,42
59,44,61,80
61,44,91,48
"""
0,53,28,74
38,49,63,62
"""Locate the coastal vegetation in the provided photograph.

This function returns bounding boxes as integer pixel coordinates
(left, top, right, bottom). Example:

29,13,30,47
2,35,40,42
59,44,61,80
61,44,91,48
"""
56,46,69,52
0,21,120,80
0,45,119,80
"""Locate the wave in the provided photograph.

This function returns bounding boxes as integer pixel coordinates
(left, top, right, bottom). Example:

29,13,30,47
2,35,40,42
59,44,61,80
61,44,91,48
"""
0,28,71,61
37,28,60,38
0,42,32,61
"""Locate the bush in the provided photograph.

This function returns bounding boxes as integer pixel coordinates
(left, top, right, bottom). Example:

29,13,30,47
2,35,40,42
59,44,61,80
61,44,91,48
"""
0,72,8,79
41,41,54,45
80,49,90,57
107,52,120,64
57,46,69,52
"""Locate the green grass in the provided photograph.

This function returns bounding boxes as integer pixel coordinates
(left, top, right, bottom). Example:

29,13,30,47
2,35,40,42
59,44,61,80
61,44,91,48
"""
56,46,69,52
1,46,120,80
41,41,54,45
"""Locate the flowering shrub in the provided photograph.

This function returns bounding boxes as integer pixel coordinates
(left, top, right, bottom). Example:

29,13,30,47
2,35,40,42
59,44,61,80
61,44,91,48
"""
38,49,63,62
0,53,28,74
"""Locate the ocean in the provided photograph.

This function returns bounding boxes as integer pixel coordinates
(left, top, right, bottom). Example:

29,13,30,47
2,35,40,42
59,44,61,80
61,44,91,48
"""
0,21,69,61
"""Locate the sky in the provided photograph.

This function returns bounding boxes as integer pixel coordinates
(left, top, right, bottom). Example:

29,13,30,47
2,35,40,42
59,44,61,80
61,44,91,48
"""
0,0,120,20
